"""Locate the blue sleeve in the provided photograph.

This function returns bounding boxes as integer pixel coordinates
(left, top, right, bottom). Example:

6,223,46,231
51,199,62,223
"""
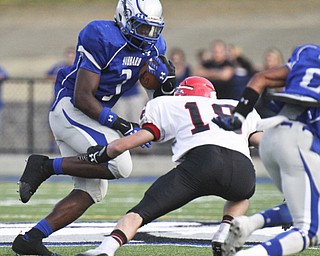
78,21,110,74
284,44,320,100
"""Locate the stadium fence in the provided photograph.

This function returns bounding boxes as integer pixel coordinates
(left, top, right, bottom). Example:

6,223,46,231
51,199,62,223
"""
0,78,172,155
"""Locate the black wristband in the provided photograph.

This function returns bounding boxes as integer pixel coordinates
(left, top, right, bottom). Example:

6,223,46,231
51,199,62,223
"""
234,87,260,117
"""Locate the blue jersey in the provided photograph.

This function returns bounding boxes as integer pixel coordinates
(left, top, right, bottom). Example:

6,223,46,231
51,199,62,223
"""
285,44,320,100
52,20,166,109
272,44,320,145
287,44,320,137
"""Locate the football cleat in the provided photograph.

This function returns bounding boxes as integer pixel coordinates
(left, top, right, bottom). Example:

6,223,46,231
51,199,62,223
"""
222,216,252,256
212,241,222,256
211,222,230,256
12,234,61,256
19,154,51,203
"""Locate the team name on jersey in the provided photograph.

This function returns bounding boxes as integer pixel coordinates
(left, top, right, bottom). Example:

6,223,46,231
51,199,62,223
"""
122,56,142,66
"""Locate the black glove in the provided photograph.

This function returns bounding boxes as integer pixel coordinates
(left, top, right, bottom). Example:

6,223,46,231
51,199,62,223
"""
112,117,152,148
150,55,176,97
112,117,140,136
78,145,111,163
282,222,293,231
212,114,243,131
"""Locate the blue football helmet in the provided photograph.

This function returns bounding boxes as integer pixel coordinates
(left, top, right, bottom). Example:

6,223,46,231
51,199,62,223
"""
115,0,165,51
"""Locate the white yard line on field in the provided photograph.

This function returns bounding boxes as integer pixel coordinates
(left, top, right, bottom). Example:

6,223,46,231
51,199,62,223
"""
0,221,283,247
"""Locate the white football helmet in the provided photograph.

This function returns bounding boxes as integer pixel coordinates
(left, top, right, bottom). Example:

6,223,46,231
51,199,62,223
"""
174,76,217,98
115,0,164,51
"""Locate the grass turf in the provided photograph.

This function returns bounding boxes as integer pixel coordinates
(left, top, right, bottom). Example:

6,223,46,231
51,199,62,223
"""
1,178,319,255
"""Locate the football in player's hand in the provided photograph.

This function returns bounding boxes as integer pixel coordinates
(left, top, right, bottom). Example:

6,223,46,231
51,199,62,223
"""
139,58,161,90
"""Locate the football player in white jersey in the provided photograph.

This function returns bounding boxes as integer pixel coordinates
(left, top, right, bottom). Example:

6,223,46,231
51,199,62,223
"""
73,76,262,256
12,1,175,255
213,44,320,256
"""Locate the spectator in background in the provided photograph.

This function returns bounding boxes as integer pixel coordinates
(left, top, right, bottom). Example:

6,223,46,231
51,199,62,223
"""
46,46,76,153
168,47,192,85
261,47,285,71
193,48,211,77
199,48,212,64
0,65,9,136
255,47,285,118
46,46,76,82
227,44,257,100
195,39,235,99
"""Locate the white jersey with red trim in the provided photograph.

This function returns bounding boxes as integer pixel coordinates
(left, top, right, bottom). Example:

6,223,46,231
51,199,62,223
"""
140,95,261,163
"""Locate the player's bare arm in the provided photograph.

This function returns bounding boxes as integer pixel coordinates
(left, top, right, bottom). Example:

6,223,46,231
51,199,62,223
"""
85,129,155,164
248,131,263,148
107,129,155,158
74,68,102,120
212,65,290,131
247,65,289,94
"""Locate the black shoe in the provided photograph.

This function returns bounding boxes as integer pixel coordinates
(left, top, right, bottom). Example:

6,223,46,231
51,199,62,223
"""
19,154,51,203
212,241,222,256
12,234,60,256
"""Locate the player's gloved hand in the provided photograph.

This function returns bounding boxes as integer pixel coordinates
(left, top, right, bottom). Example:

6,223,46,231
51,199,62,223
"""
148,55,176,96
212,113,243,131
119,120,140,136
147,55,174,84
78,145,111,163
98,108,151,148
282,222,293,231
113,118,152,148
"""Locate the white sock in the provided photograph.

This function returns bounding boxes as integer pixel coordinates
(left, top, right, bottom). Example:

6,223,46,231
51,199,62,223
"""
97,235,120,255
248,213,265,232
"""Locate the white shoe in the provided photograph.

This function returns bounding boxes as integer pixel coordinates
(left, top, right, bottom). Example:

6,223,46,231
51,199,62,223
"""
222,216,252,256
212,223,230,243
212,223,230,256
75,247,113,256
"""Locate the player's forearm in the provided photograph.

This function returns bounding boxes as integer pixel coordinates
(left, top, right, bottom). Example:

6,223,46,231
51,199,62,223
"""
247,66,288,94
74,68,102,119
73,80,104,120
107,129,154,158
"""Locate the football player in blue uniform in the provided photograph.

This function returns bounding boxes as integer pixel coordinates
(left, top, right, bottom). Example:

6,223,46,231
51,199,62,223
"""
12,0,175,255
213,44,320,255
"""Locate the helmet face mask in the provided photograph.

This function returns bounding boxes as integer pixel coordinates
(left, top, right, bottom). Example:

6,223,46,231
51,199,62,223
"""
115,0,164,51
174,76,217,98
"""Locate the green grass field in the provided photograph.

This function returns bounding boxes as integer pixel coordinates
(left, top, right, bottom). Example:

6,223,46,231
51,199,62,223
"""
0,178,319,255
